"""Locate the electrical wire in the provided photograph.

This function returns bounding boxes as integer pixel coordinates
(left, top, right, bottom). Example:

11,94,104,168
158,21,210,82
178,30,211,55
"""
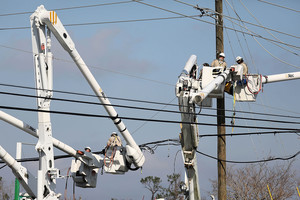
198,130,300,138
239,0,299,56
173,0,300,40
0,105,299,131
0,1,137,17
0,164,7,169
257,0,300,13
175,0,299,70
1,138,299,165
131,97,177,135
0,44,173,87
1,82,300,120
0,15,200,31
224,0,300,69
1,0,298,41
63,15,199,28
132,0,299,50
228,0,259,73
196,149,300,164
238,0,299,57
1,91,299,125
0,1,298,50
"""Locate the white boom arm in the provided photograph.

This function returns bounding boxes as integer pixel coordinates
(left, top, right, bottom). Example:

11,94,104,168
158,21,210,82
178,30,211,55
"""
262,71,300,84
31,5,144,168
0,145,37,198
191,69,230,105
0,110,77,158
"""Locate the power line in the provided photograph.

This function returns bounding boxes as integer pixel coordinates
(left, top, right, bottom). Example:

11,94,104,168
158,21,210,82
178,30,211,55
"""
0,2,298,50
174,0,300,40
0,0,298,41
64,15,199,28
1,90,299,125
131,0,299,49
1,82,300,120
0,44,173,87
196,149,300,164
0,105,299,131
1,138,299,165
174,0,300,68
0,15,201,31
0,1,137,17
238,0,299,56
0,164,7,169
199,130,300,138
224,0,300,69
257,0,300,13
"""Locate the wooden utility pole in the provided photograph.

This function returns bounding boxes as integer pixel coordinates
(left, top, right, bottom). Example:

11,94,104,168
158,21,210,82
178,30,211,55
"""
215,1,226,200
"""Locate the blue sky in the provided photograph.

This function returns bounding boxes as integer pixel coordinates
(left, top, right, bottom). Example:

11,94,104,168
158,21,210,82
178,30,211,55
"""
0,0,299,199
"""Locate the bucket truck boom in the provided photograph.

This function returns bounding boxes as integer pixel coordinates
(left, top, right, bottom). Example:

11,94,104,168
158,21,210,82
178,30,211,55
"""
30,4,145,192
30,5,144,169
0,5,145,200
175,55,300,200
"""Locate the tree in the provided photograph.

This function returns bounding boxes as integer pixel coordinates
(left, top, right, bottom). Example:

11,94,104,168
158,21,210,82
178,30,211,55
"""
140,176,163,200
0,176,12,200
163,173,185,200
210,161,299,200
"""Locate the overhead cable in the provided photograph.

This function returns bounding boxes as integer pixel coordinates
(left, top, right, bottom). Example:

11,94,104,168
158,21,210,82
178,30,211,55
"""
0,164,7,169
0,2,298,50
0,15,203,31
199,130,300,138
0,105,299,131
257,0,300,13
196,150,300,163
174,0,300,40
1,139,299,165
0,44,173,87
1,82,300,119
1,91,300,125
132,0,299,49
224,0,300,69
0,1,136,17
238,0,299,56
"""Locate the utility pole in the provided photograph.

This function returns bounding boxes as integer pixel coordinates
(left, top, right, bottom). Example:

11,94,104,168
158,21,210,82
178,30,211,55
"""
215,1,226,200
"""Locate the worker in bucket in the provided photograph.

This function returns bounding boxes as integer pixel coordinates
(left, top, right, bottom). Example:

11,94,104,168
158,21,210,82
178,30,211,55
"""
106,132,122,148
211,52,227,70
236,56,248,75
84,146,91,152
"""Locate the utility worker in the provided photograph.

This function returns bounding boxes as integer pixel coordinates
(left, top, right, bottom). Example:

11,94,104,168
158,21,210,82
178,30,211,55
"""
106,132,122,148
211,52,227,70
84,146,91,152
236,56,248,75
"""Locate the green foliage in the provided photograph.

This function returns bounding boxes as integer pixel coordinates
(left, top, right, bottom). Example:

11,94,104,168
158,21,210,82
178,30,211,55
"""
162,173,185,200
141,173,185,200
0,176,12,200
140,176,163,200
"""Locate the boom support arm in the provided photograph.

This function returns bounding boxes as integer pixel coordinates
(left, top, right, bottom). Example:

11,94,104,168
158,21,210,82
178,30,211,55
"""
262,71,300,84
0,110,77,158
0,145,37,198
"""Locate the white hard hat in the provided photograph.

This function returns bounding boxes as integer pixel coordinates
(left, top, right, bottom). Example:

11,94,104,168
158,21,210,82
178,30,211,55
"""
111,132,117,136
236,56,243,62
219,52,225,58
85,146,91,151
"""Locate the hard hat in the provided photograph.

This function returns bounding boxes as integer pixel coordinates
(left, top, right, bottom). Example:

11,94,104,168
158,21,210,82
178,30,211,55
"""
236,56,243,62
85,146,91,151
219,52,225,58
111,132,117,136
